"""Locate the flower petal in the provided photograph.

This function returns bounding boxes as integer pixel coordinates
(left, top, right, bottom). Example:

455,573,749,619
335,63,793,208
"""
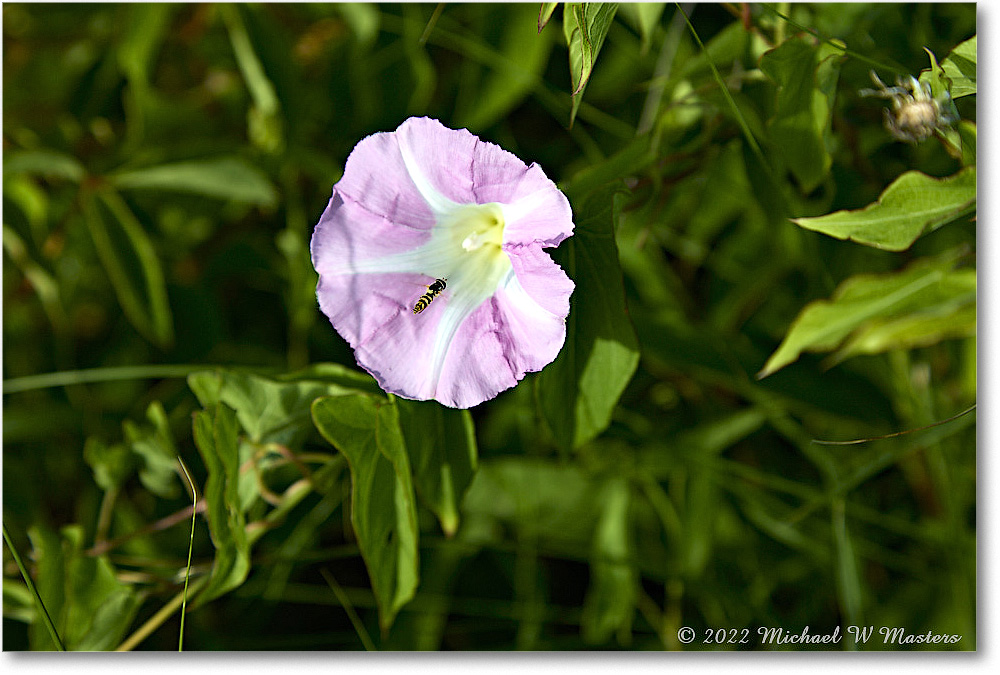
312,192,433,277
470,140,574,247
312,117,577,408
317,270,443,400
495,243,574,372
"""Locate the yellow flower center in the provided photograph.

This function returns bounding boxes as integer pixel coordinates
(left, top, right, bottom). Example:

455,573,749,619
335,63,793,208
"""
437,203,511,297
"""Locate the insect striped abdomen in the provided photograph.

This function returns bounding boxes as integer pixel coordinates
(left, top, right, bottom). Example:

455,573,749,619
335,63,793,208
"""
412,278,447,314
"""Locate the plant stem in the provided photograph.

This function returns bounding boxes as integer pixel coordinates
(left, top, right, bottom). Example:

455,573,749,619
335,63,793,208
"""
115,576,209,652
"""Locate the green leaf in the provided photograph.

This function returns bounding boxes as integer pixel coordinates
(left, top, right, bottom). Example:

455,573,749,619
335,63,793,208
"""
831,301,976,366
123,401,179,498
461,457,602,548
537,186,640,450
395,399,478,536
620,2,665,53
220,3,284,153
192,403,251,604
921,35,976,99
311,394,419,632
109,157,278,207
957,121,976,167
84,437,135,492
336,3,381,45
792,167,976,251
81,188,174,348
831,500,863,629
581,477,636,645
760,37,843,193
457,4,554,131
187,364,378,446
759,254,976,378
563,2,619,126
28,525,140,651
116,4,174,86
2,149,85,182
538,3,559,33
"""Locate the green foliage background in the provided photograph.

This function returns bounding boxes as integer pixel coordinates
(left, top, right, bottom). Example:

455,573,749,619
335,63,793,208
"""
3,3,976,651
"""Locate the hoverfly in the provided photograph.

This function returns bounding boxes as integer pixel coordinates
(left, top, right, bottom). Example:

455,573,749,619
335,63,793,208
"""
412,278,447,314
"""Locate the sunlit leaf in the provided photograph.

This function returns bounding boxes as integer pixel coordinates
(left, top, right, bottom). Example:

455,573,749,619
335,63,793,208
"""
537,186,640,450
538,2,559,33
311,394,419,632
791,167,976,251
563,3,619,126
109,157,278,207
921,34,976,98
395,398,478,536
188,364,377,446
759,254,976,377
192,403,251,604
831,302,976,366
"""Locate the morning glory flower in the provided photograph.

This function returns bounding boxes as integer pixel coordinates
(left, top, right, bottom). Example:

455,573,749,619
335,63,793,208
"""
311,117,575,408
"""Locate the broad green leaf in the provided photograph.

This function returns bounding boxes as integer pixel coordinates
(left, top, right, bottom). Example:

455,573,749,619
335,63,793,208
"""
921,35,976,98
458,4,554,131
311,394,419,632
192,403,251,604
2,149,85,182
81,188,174,348
395,398,478,536
831,302,976,366
760,37,843,193
581,477,636,645
759,255,976,377
123,401,179,498
109,157,278,207
563,3,619,126
188,364,377,446
792,167,975,251
537,186,640,450
538,2,559,33
28,525,141,651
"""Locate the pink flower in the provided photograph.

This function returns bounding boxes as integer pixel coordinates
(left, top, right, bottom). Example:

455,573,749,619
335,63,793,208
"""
311,117,575,408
